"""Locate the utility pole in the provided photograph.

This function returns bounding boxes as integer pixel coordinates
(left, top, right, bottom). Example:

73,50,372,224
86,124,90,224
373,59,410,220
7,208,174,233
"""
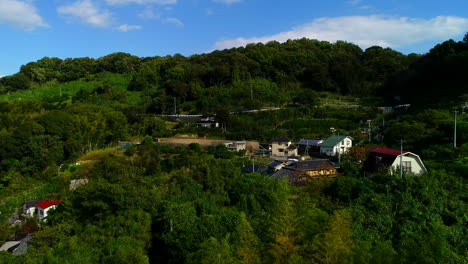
454,110,458,148
174,97,177,115
367,120,372,142
252,156,255,172
400,139,403,178
337,132,341,165
250,85,253,100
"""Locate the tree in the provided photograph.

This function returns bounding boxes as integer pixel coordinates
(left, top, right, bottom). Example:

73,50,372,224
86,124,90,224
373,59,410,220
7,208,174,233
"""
313,210,354,264
232,213,261,264
268,199,301,264
0,73,31,92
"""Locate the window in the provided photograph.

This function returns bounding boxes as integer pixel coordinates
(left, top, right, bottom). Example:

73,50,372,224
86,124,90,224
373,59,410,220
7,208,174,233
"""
402,161,412,172
341,141,344,146
278,148,284,152
346,140,351,146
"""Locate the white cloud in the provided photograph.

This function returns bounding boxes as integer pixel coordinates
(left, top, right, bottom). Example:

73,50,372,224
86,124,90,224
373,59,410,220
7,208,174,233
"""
164,17,183,27
0,75,4,78
117,24,142,32
0,0,47,30
213,0,242,4
214,15,468,50
104,0,176,5
57,0,112,28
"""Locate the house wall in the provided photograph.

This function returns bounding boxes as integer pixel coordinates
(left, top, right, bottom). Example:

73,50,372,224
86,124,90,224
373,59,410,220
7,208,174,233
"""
305,169,337,177
38,205,57,220
390,155,426,175
272,141,291,156
24,207,36,217
284,148,298,156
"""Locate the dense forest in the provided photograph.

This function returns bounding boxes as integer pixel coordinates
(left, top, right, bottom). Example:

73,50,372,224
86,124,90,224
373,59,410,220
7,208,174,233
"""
0,36,467,263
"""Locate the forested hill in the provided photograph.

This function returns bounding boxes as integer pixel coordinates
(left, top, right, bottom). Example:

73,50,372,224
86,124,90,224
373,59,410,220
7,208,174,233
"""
1,38,421,113
2,37,468,111
380,37,468,106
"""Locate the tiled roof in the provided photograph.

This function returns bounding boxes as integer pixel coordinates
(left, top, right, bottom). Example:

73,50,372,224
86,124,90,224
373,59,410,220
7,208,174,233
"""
370,147,407,156
297,138,322,146
286,145,298,150
36,200,60,209
288,159,335,170
241,165,268,174
270,167,297,180
272,137,291,143
23,200,43,209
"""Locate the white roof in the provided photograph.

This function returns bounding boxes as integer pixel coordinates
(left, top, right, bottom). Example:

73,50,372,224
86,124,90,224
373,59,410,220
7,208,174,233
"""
0,241,21,251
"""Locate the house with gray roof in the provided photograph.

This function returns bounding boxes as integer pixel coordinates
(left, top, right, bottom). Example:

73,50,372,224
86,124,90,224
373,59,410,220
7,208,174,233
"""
297,138,323,155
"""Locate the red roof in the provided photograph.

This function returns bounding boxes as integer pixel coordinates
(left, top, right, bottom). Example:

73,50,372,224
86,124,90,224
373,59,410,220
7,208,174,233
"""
36,200,60,209
370,147,407,156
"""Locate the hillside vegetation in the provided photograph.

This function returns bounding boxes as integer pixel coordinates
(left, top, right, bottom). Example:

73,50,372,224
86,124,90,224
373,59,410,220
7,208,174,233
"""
0,36,467,263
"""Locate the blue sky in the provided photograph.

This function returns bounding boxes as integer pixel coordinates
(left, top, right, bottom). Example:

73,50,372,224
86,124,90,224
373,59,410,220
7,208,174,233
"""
1,0,468,76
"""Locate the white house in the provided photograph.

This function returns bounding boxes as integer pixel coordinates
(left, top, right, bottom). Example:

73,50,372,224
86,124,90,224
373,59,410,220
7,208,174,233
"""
363,148,427,175
271,137,298,157
319,135,353,156
22,200,43,217
36,200,60,220
223,141,246,152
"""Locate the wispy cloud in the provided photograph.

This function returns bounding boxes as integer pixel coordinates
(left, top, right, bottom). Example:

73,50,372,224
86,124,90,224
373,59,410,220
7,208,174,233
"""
104,0,176,5
347,0,363,5
58,0,112,28
138,7,161,19
0,0,47,31
164,17,183,27
212,0,242,5
206,8,214,16
214,15,468,50
117,24,142,31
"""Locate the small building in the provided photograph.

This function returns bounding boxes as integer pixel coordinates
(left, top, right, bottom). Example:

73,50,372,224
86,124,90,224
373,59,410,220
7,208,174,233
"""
0,235,31,256
267,160,287,173
0,241,21,254
223,141,247,152
271,137,298,157
320,135,353,156
36,200,60,220
22,200,43,217
363,147,427,176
